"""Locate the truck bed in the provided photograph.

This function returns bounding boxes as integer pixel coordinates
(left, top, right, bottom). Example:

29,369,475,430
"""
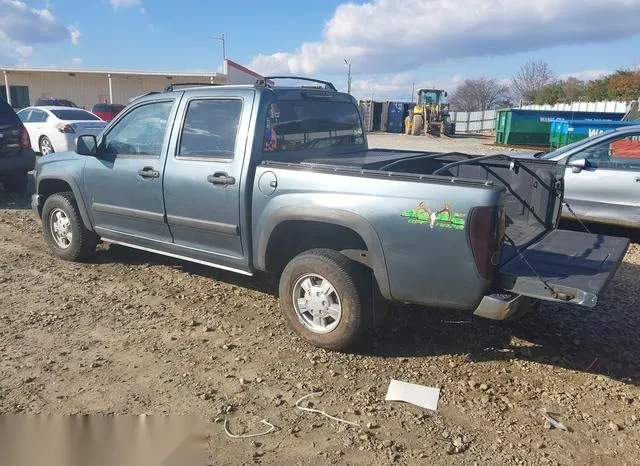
264,148,563,265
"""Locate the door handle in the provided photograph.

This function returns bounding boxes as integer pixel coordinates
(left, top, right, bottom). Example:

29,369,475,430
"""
138,166,160,178
207,172,236,186
635,177,640,183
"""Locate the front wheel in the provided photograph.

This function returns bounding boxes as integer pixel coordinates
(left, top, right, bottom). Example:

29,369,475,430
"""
279,249,369,351
411,114,424,135
41,192,98,262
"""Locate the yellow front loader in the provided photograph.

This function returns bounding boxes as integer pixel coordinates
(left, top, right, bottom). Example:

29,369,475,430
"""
405,88,455,137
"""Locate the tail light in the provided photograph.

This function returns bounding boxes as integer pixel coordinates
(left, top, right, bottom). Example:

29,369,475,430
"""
56,124,75,133
468,206,501,280
19,125,31,149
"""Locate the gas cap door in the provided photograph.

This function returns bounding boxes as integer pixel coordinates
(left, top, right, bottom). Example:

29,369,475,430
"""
258,171,278,196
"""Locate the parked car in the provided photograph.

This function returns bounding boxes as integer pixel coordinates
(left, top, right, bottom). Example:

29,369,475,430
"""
91,103,125,122
0,98,36,194
30,77,629,351
17,106,107,156
533,125,640,228
34,98,78,108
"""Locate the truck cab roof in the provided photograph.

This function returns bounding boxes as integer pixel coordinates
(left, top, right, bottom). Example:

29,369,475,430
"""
132,76,355,104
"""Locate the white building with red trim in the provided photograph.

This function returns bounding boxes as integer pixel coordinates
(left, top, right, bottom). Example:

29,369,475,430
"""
0,59,267,110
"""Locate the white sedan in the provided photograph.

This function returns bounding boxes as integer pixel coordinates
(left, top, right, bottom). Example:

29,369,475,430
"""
16,106,108,156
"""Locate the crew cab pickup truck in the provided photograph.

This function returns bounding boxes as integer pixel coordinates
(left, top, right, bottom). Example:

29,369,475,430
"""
31,76,630,350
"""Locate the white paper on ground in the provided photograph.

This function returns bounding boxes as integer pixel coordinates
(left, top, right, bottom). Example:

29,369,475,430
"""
385,379,440,411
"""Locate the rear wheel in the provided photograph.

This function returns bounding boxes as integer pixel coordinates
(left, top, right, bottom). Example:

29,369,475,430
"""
41,192,98,262
279,248,370,351
39,136,55,156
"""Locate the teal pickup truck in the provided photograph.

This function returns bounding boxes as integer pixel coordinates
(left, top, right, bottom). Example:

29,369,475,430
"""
31,77,629,350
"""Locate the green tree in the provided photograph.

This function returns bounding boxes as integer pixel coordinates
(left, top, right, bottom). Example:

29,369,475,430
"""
561,77,587,102
534,83,565,105
606,70,640,100
586,78,609,101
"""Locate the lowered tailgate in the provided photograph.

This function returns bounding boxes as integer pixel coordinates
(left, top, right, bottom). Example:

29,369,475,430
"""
497,230,629,307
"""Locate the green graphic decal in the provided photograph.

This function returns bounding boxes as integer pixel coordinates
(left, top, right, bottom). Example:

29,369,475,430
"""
401,202,466,230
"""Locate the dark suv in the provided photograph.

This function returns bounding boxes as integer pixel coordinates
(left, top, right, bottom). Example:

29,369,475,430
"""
0,98,36,194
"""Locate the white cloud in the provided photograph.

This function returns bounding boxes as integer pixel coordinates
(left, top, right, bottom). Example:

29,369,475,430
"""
71,57,83,65
350,72,468,102
68,25,80,45
250,0,640,76
16,45,33,57
109,0,141,9
0,0,75,62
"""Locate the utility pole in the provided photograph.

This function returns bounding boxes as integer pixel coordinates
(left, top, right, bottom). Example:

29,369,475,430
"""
344,59,352,94
210,33,226,63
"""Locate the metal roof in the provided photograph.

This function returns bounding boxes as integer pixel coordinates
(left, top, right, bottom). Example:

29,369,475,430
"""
0,66,224,78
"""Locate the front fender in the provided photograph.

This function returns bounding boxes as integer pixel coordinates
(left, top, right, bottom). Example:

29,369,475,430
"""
255,205,392,300
36,174,93,231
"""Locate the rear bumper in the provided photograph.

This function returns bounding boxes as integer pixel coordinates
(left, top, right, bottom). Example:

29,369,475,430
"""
496,229,630,308
473,293,527,320
0,149,36,174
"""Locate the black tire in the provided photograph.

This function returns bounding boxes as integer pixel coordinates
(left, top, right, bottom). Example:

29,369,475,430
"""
41,192,98,262
2,172,28,195
279,248,370,351
411,114,423,136
39,136,55,156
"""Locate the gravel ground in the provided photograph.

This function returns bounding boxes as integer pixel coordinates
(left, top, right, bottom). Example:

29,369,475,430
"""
1,139,639,464
367,132,536,155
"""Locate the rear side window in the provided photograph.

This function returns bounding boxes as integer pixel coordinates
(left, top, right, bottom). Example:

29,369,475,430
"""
30,110,48,123
178,99,242,159
50,109,100,120
0,98,18,125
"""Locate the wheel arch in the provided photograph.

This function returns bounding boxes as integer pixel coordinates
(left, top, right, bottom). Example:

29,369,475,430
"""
37,176,93,230
256,206,391,300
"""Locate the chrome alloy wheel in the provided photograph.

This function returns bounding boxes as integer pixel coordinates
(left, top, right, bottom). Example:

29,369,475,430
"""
292,273,342,334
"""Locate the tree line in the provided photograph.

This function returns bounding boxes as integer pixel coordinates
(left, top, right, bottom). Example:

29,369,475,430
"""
449,60,640,112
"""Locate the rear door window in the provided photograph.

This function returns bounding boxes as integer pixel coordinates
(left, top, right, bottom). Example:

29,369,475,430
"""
31,110,48,123
178,99,242,159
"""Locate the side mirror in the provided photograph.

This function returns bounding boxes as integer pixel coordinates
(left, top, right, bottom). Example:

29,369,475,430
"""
568,158,587,174
76,135,97,156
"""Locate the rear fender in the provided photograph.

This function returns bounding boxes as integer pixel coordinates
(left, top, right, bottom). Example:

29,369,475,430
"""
256,206,392,300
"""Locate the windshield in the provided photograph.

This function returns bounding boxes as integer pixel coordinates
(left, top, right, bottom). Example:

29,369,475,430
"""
262,100,364,153
419,91,439,105
50,109,101,121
